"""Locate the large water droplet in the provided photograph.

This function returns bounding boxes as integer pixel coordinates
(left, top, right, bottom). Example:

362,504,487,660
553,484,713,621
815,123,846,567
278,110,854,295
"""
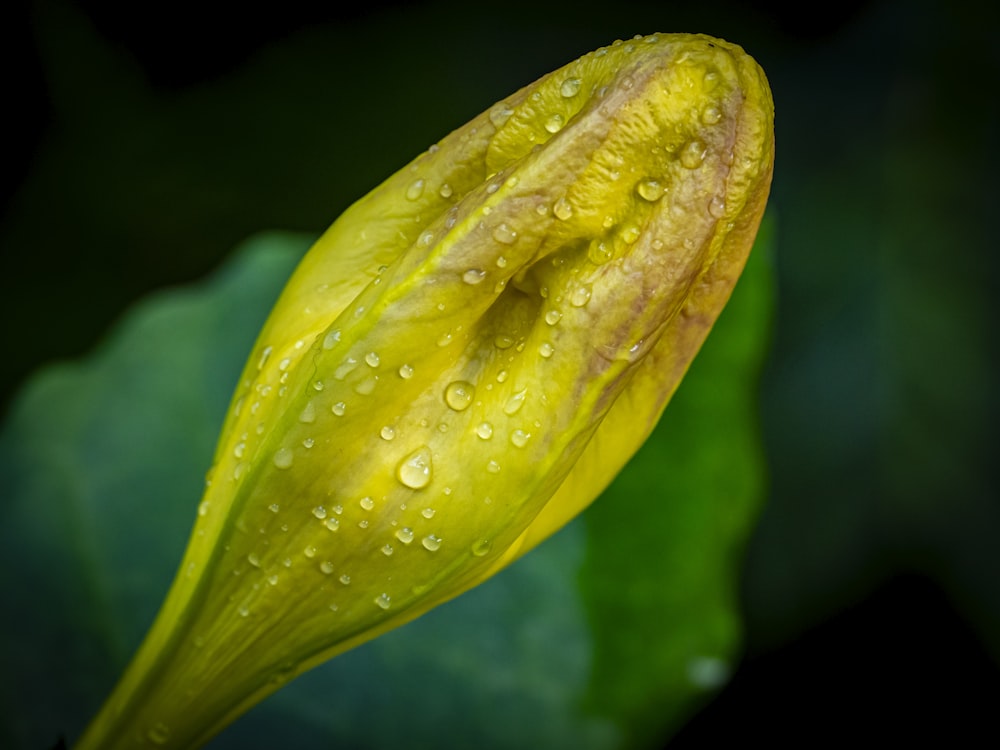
559,77,582,97
544,113,565,133
492,223,518,245
680,140,707,169
637,179,665,202
471,539,492,557
570,283,592,307
322,329,342,350
588,239,613,265
398,447,433,489
444,381,475,411
462,268,487,285
553,197,573,220
405,179,425,201
257,346,272,371
503,389,527,415
510,429,532,447
476,421,494,440
422,534,442,551
273,448,294,469
544,310,562,325
299,400,316,424
395,527,415,544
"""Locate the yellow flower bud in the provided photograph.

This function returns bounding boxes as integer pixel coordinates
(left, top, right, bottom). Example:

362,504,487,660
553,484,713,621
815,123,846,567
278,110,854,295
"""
76,33,773,749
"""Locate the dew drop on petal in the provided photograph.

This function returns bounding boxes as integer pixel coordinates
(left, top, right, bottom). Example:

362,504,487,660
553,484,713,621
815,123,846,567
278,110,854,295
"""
472,539,492,557
492,223,518,245
702,105,723,125
380,425,396,441
406,179,425,200
298,401,316,424
398,447,433,489
544,113,565,133
444,381,475,411
320,561,335,575
273,448,294,469
374,593,392,610
486,460,501,474
510,429,532,447
312,506,327,520
544,310,562,325
708,195,727,218
476,421,494,440
503,389,527,415
538,342,555,358
422,534,442,551
553,197,573,220
637,179,665,202
332,401,346,416
360,496,375,511
680,140,707,169
462,269,487,285
570,283,592,307
559,77,582,97
257,346,272,371
395,527,415,544
365,351,381,367
398,364,414,379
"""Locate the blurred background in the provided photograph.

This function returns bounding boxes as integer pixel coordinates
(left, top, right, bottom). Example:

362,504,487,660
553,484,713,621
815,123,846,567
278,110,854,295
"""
3,0,998,745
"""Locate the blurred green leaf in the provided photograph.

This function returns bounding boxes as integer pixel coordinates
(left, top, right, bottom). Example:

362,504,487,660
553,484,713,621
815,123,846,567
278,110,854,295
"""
0,218,773,749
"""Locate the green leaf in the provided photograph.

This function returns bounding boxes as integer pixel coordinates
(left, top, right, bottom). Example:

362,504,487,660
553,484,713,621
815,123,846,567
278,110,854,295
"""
0,219,773,749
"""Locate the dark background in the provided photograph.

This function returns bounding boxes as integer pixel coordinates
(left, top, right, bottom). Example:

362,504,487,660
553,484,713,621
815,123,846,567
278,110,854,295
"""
3,0,999,745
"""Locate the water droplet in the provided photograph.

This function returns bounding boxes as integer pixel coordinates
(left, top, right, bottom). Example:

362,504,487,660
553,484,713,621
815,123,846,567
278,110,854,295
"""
621,225,641,245
496,369,509,383
233,462,246,480
398,447,433,489
510,429,532,447
708,195,726,218
444,381,475,411
269,503,280,513
486,460,501,474
257,346,272,371
358,519,369,529
503,389,527,415
303,437,315,449
421,507,436,519
538,342,555,358
312,380,325,392
267,574,279,586
680,140,707,169
365,351,380,367
637,179,665,202
437,332,453,347
247,552,261,568
299,400,316,424
312,506,327,520
570,283,592,307
489,103,514,128
273,448,294,469
472,539,492,557
462,268,486,285
237,604,250,617
334,357,358,380
339,574,351,585
620,75,635,90
560,77,582,97
439,183,453,198
325,517,340,531
315,560,333,575
422,534,442,551
147,723,171,745
332,401,346,416
374,593,392,610
544,310,562,325
380,425,396,441
544,113,565,134
355,376,378,395
406,179,425,200
701,105,722,125
588,239,613,265
278,357,291,372
494,334,514,349
381,544,394,556
553,197,573,220
323,329,341,349
360,496,375,511
395,527,415,544
304,545,317,558
398,364,414,379
492,223,518,245
476,421,494,439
